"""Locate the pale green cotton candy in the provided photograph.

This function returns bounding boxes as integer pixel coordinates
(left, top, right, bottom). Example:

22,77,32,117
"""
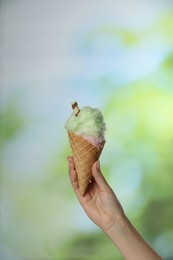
65,106,106,139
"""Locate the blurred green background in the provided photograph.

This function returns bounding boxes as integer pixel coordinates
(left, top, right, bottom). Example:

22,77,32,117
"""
1,1,173,259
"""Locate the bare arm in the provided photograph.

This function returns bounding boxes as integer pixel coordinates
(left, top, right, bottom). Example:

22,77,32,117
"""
68,156,163,260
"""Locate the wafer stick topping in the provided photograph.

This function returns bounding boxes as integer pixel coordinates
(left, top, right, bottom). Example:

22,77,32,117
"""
71,101,80,116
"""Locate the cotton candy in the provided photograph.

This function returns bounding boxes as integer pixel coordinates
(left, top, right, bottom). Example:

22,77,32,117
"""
65,106,106,147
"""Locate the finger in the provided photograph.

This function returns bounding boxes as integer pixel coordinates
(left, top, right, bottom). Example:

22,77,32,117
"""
92,161,109,190
67,156,78,185
67,156,80,194
67,156,76,182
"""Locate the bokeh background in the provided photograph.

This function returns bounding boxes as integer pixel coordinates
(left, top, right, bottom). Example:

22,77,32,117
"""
1,0,173,259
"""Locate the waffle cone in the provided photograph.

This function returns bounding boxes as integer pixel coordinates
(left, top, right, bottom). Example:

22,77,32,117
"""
68,131,105,195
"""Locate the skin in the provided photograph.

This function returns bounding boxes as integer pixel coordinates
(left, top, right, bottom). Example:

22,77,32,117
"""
67,156,163,260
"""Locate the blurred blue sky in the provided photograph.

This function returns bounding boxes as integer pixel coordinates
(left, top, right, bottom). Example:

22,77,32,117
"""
1,2,171,124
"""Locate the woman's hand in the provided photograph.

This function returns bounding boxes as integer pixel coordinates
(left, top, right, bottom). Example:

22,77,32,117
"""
68,156,163,260
67,156,124,232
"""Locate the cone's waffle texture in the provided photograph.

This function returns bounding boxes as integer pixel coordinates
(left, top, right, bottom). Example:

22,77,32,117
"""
68,132,105,195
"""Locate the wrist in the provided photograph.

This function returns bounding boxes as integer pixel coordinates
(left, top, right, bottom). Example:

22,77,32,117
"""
103,214,163,260
103,212,128,242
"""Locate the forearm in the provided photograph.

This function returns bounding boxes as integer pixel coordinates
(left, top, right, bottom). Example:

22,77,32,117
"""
104,214,163,260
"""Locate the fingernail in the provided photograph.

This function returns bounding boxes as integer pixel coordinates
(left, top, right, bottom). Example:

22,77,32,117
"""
96,161,100,169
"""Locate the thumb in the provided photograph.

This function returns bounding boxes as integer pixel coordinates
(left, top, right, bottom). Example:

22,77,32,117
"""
92,161,108,189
